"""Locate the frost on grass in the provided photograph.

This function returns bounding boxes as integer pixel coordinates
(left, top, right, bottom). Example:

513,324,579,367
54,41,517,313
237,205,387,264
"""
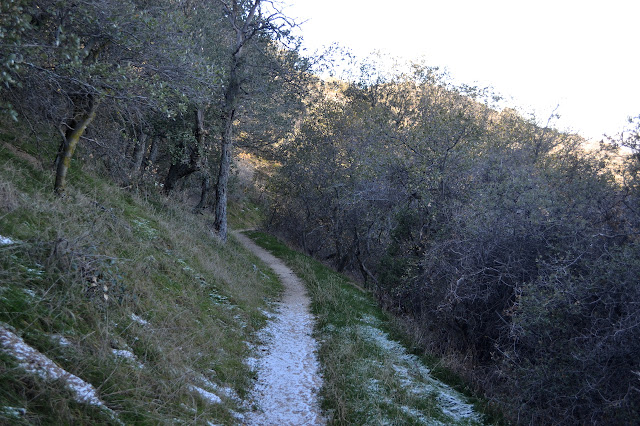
0,405,26,420
22,288,37,298
112,349,144,369
0,325,104,407
131,218,157,240
130,313,149,326
50,334,72,347
199,374,240,402
353,324,483,425
174,257,235,309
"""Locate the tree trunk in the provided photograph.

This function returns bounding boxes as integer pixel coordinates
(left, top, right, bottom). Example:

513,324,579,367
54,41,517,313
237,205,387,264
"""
141,135,160,179
131,131,148,177
54,94,98,195
163,159,196,193
213,113,234,241
193,172,211,212
213,56,241,242
212,0,262,242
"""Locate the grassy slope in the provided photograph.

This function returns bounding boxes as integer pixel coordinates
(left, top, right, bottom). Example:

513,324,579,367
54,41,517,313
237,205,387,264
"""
0,129,282,424
245,231,496,425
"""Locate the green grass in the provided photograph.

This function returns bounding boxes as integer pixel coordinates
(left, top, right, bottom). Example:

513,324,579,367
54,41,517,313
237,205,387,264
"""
0,134,283,424
246,230,495,425
227,197,266,230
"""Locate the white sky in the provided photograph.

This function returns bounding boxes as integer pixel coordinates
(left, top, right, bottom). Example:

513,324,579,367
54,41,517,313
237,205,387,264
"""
282,0,639,140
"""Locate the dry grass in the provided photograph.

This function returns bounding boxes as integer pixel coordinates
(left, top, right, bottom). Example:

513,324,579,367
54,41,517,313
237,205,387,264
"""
0,136,282,424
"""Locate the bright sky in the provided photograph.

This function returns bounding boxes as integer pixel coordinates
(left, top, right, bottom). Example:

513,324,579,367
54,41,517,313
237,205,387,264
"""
283,0,639,141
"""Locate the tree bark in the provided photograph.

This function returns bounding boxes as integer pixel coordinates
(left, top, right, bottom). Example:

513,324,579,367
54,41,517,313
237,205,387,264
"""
54,94,98,195
163,159,196,194
213,108,234,240
131,131,148,177
194,172,211,212
212,0,261,242
141,135,160,179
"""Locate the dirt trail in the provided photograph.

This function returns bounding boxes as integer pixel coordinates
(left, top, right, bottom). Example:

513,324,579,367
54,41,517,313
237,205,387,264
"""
233,231,325,426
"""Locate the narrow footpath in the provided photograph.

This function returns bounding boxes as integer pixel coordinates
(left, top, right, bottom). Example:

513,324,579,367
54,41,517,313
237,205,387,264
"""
233,231,325,426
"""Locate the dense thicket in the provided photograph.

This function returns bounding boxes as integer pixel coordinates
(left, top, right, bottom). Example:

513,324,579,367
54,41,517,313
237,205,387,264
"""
268,63,640,424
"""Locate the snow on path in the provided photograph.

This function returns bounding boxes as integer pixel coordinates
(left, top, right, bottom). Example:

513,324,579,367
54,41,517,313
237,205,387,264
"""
233,231,325,426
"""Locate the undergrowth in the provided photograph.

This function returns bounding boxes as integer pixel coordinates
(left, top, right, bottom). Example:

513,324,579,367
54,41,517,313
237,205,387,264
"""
0,136,282,424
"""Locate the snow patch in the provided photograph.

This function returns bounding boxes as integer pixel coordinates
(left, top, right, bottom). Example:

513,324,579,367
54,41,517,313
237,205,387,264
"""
189,385,222,404
24,267,44,277
0,235,16,245
22,288,37,298
353,324,481,424
359,314,381,326
50,334,72,347
0,406,26,418
0,325,104,407
358,325,426,369
199,375,240,402
111,349,144,369
130,313,149,326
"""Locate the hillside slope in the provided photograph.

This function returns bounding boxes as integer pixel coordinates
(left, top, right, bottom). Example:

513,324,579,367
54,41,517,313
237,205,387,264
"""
0,135,283,424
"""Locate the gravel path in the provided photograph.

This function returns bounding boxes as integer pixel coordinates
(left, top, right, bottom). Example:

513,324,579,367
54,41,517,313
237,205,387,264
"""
234,231,325,426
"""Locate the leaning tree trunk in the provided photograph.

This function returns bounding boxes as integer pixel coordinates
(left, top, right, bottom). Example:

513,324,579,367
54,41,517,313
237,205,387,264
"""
54,94,98,195
163,158,197,194
212,0,263,242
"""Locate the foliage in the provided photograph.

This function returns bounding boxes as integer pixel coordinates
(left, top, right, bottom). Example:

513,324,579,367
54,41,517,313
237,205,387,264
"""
268,56,640,424
0,0,31,120
0,0,310,240
505,243,640,423
3,0,639,421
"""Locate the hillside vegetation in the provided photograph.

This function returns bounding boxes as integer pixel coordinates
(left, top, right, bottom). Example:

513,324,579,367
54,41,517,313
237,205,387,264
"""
1,0,640,424
0,126,287,423
267,69,640,424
